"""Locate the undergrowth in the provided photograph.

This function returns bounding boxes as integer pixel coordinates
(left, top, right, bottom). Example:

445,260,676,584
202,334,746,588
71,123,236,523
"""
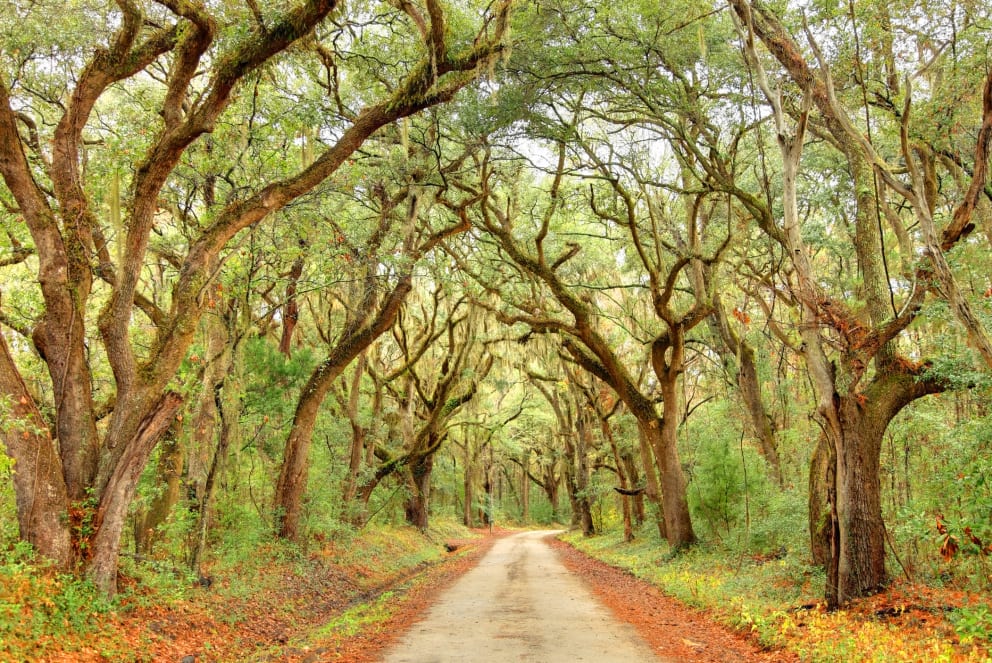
0,542,117,660
0,520,478,662
562,525,992,663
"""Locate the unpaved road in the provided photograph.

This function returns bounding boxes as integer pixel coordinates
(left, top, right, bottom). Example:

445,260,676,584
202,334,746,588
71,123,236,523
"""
379,530,668,662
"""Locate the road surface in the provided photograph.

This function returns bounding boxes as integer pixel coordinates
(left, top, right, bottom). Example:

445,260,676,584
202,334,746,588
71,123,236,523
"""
379,530,667,662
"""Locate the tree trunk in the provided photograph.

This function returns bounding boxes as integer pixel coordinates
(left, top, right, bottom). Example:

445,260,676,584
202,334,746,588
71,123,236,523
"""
404,454,434,530
815,396,887,606
463,459,475,527
87,392,183,595
560,432,582,529
0,332,72,568
647,327,698,550
575,412,595,536
641,413,694,548
833,400,887,604
539,469,560,522
809,371,943,606
808,432,835,567
481,465,492,526
340,354,368,508
634,422,667,539
622,453,646,527
274,393,323,540
187,313,230,501
697,267,784,487
190,378,237,575
736,343,783,486
278,252,305,357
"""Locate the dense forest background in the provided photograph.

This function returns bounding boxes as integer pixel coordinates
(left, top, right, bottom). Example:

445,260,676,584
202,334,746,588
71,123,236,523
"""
2,0,992,656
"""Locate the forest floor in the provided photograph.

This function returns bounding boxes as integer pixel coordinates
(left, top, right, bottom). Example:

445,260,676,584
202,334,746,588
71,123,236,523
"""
5,524,990,662
3,525,504,662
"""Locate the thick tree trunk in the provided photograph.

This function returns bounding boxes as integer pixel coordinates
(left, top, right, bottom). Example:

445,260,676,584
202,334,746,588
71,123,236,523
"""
0,333,72,568
641,413,694,549
404,454,434,530
274,393,323,540
648,329,697,550
832,397,887,605
44,316,100,502
809,372,944,606
87,392,183,595
811,396,887,606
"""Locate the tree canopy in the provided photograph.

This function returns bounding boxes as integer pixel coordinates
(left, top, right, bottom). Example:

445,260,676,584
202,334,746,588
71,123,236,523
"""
2,0,992,616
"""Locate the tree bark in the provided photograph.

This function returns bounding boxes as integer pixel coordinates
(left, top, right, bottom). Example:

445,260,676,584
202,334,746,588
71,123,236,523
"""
0,331,72,568
190,377,237,575
87,392,183,595
463,458,475,527
404,453,434,530
808,432,835,567
561,431,582,530
808,371,944,605
633,421,666,540
642,414,693,548
520,452,531,523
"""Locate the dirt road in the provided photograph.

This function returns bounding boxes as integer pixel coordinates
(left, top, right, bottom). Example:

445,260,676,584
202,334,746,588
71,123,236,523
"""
378,530,669,662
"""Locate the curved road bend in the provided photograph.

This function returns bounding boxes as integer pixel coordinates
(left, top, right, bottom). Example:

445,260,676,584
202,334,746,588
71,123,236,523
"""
379,530,669,663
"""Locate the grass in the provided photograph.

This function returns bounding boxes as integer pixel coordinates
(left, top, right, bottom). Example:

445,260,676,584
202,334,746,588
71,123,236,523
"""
562,526,992,662
315,590,398,639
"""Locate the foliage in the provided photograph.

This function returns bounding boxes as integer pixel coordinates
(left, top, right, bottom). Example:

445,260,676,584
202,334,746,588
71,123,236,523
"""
951,605,992,646
0,542,115,660
0,416,16,547
1,0,992,652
